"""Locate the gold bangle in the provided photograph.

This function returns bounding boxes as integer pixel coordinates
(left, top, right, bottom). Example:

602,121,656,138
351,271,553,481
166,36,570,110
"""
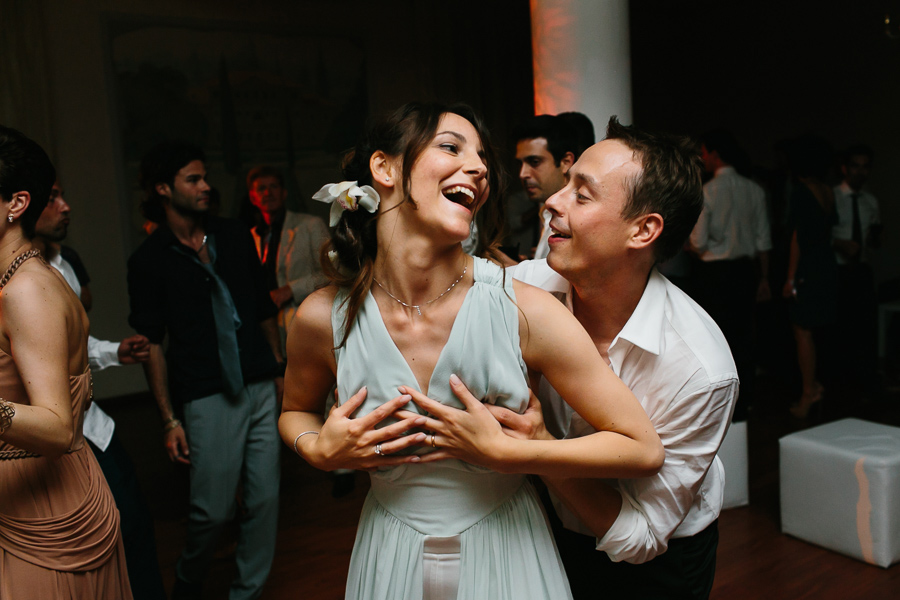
0,398,14,435
293,430,319,455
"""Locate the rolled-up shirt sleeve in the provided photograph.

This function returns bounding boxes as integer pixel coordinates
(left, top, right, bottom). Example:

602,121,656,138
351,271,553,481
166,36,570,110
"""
596,375,738,564
87,336,121,372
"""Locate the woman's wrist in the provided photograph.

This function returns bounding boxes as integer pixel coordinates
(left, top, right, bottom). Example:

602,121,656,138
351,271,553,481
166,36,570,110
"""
292,430,319,456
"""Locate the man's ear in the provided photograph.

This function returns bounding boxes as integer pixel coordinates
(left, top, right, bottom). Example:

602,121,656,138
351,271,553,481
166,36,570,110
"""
370,151,396,189
629,212,664,250
560,151,576,174
155,182,172,199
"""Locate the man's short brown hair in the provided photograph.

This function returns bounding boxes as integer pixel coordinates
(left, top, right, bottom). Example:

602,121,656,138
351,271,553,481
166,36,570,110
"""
246,166,284,190
605,117,703,263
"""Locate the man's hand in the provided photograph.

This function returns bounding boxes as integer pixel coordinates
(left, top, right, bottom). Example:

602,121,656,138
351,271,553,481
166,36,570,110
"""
833,238,860,259
165,424,191,464
485,391,554,441
270,285,294,308
117,334,151,365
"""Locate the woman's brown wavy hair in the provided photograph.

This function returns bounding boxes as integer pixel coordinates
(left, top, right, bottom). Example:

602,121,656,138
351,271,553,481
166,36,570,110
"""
321,102,508,348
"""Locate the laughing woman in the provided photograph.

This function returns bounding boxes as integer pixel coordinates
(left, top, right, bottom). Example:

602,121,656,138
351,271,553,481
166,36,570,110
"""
279,102,663,600
0,127,131,599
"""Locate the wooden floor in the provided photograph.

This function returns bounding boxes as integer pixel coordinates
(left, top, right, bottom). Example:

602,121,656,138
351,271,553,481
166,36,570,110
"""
101,366,900,599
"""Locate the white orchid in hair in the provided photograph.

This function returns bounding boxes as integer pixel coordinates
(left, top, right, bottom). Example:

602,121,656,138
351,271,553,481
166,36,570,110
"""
312,181,380,227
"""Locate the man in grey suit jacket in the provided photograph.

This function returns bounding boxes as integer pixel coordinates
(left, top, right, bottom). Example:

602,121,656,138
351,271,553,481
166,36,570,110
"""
247,166,329,352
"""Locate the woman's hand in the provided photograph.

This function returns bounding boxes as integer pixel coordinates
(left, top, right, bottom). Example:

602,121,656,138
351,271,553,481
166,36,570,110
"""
396,374,519,472
782,280,796,299
298,386,427,471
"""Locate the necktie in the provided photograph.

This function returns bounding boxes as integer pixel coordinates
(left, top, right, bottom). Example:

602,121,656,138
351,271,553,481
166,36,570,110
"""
176,235,245,396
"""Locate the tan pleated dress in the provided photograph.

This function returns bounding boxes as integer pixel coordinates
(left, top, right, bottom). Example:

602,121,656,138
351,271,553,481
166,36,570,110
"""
0,350,133,599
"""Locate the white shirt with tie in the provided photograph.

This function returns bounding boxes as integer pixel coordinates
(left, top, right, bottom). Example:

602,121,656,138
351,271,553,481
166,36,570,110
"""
832,181,880,265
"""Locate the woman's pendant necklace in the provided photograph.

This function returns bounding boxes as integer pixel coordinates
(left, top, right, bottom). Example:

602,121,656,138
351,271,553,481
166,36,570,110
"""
374,264,468,316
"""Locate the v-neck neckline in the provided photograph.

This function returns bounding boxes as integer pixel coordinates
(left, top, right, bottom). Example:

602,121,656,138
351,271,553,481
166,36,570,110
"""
364,260,479,397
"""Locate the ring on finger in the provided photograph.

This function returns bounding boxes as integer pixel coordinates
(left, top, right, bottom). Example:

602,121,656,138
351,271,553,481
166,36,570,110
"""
375,443,384,456
430,433,436,448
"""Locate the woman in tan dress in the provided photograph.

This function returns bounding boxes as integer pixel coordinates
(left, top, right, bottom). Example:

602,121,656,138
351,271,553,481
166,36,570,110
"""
0,126,132,599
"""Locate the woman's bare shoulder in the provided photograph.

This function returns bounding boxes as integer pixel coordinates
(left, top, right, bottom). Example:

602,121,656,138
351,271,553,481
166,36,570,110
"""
289,285,340,342
1,261,67,307
297,285,340,319
511,278,568,316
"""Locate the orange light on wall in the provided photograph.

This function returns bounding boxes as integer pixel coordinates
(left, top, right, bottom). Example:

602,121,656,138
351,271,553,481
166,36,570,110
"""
529,0,633,126
531,0,578,115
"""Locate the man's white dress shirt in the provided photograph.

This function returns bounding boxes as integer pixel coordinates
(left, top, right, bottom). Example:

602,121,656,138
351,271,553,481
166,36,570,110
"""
533,207,552,260
49,252,119,451
832,181,880,265
511,259,738,564
690,166,771,261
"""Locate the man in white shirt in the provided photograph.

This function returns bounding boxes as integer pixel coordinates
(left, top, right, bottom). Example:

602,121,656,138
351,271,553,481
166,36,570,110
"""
34,180,166,600
832,145,881,393
505,119,737,598
689,130,770,420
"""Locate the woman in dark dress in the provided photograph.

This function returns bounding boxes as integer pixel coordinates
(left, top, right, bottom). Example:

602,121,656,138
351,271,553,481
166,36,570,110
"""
783,136,838,418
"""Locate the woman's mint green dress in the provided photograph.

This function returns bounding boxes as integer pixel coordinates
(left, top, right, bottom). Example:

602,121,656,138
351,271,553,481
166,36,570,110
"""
333,257,572,600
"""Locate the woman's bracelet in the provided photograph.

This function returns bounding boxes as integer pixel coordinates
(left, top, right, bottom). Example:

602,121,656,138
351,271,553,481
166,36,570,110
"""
163,417,182,434
0,398,14,435
293,430,319,455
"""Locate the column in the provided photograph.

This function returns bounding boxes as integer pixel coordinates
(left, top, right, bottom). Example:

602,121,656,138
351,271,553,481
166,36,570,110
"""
530,0,633,128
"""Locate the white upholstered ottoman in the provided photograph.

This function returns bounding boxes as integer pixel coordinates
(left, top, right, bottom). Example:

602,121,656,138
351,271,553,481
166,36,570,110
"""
780,418,900,567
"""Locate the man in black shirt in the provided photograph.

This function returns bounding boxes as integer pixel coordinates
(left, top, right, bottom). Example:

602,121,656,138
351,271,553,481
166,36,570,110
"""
127,142,283,600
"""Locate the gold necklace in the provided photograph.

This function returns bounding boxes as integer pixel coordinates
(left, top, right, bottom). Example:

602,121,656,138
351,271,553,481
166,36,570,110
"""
374,264,468,316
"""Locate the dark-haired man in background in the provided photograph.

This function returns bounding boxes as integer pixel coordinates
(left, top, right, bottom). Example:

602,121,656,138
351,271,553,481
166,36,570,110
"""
503,119,737,598
512,115,578,259
127,142,283,600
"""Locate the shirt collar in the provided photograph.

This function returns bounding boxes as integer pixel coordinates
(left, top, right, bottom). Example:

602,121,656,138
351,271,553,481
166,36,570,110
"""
714,165,735,177
839,181,861,196
608,268,667,359
156,216,219,250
